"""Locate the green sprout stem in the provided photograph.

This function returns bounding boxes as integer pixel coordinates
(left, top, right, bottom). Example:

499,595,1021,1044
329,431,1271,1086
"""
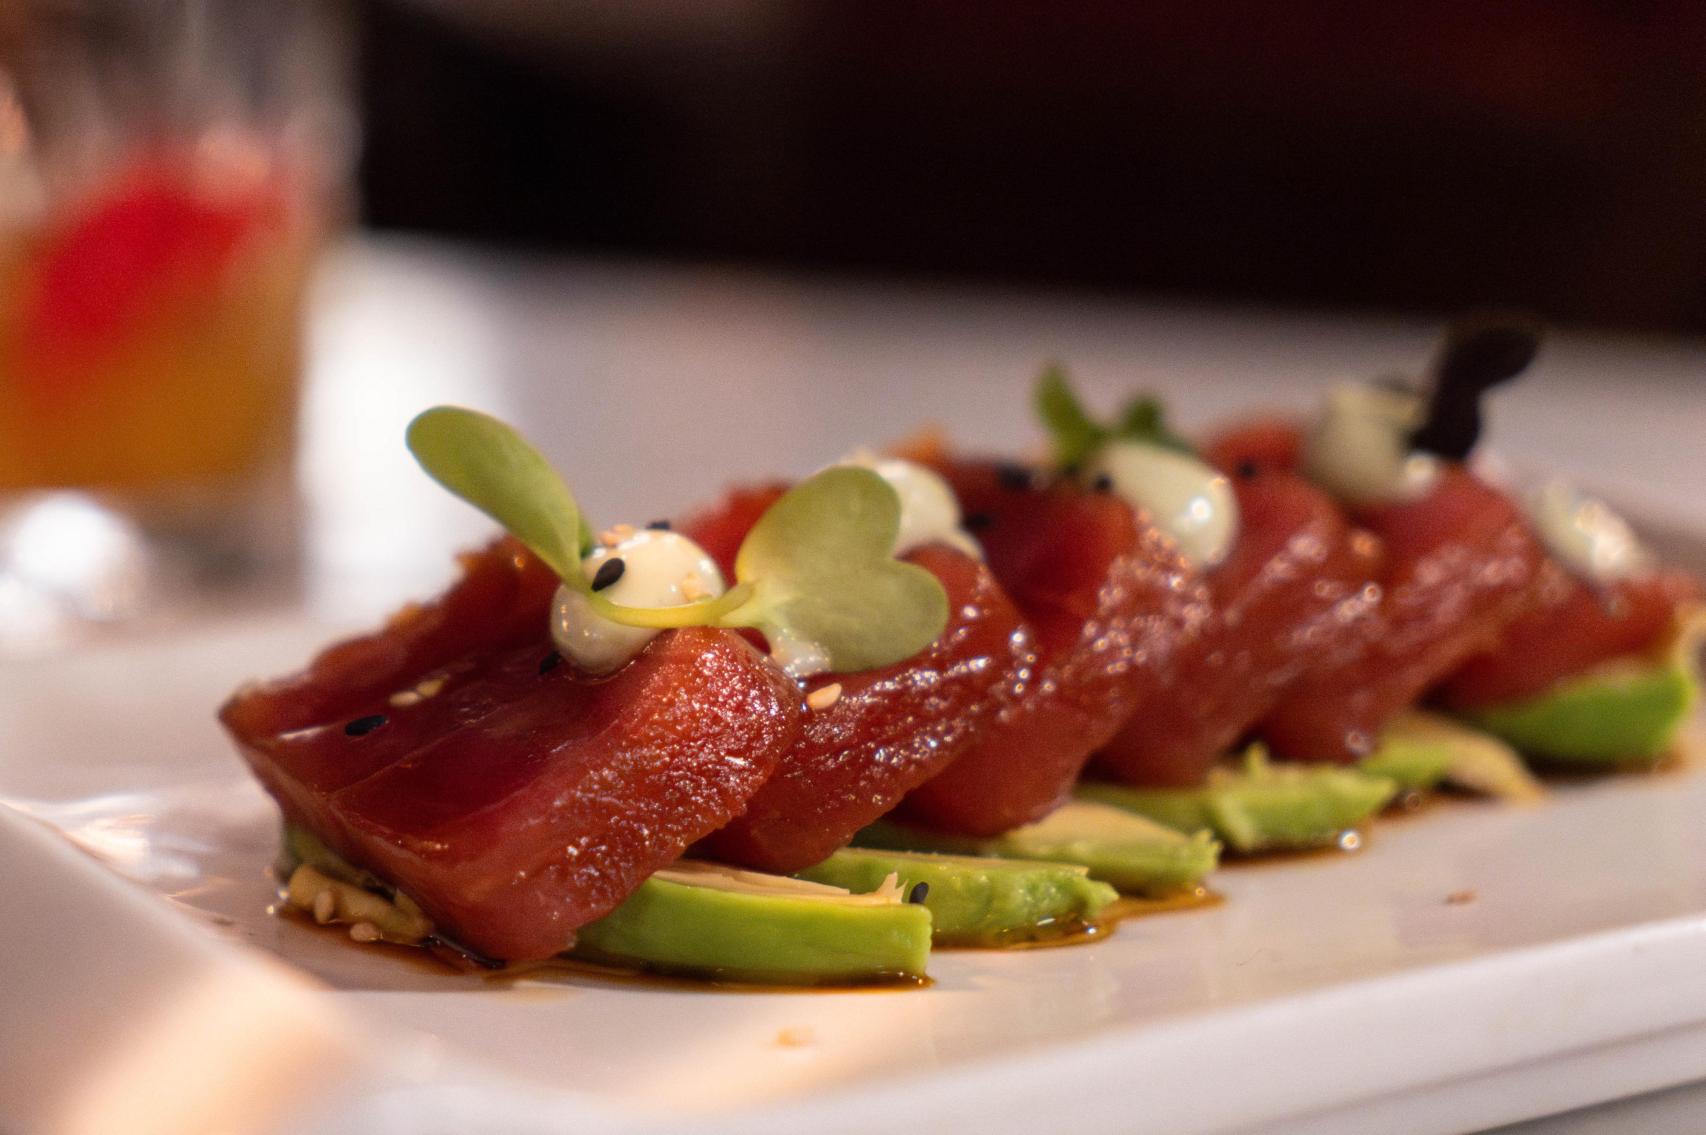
589,583,757,629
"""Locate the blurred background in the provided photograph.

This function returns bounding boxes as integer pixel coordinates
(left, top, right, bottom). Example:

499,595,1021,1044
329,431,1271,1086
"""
361,0,1706,333
8,10,1706,1134
3,0,1706,647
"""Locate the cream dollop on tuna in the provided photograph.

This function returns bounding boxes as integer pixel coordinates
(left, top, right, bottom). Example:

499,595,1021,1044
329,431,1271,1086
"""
1090,441,1238,568
1303,381,1441,505
1530,479,1651,584
551,529,727,674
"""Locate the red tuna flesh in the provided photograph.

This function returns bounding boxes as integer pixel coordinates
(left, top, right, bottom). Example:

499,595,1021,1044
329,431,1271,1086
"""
899,460,1210,835
679,486,1034,871
1093,466,1383,786
1202,419,1306,475
1440,566,1700,708
222,540,802,962
1256,463,1547,760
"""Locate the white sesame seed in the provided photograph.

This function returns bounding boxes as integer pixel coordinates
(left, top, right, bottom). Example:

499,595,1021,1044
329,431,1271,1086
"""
388,689,422,707
599,523,637,546
806,682,843,711
312,889,335,924
415,674,448,699
348,921,381,943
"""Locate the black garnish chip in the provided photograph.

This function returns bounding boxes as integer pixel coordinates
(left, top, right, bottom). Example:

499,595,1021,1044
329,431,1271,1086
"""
963,511,994,532
1091,473,1114,493
344,714,387,738
1411,312,1543,462
907,881,930,905
591,557,626,591
538,650,562,674
647,519,671,530
1237,460,1259,480
995,462,1033,491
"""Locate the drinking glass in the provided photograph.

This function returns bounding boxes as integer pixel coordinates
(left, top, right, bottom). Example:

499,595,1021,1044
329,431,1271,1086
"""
0,0,352,650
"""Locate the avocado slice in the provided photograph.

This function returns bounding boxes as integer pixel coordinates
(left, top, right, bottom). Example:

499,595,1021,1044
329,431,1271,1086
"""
1364,710,1545,801
284,825,931,982
856,800,1220,895
1357,729,1453,791
1077,748,1397,854
571,861,933,985
796,847,1118,947
1457,609,1703,767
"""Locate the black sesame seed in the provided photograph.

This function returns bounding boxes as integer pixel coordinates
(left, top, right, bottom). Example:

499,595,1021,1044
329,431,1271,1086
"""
647,519,671,531
1091,473,1114,493
591,557,626,591
963,511,994,532
538,650,562,674
1236,460,1259,480
907,881,930,905
995,462,1032,491
344,714,387,738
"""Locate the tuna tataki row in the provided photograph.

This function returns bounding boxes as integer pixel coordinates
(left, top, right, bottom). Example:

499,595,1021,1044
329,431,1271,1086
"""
221,316,1702,984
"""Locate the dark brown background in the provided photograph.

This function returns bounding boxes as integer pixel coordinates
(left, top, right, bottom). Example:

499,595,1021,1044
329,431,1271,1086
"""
358,1,1706,333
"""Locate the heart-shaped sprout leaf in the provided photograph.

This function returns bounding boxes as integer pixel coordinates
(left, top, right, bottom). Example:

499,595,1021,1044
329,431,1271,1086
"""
1035,366,1192,467
406,406,591,584
722,466,949,673
406,407,949,674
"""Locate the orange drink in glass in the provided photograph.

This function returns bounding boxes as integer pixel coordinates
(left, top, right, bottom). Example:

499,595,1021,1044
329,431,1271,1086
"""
0,2,348,649
0,144,314,491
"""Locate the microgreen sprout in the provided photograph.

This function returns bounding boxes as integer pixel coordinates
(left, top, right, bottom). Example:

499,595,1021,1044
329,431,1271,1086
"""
1034,365,1192,468
406,406,948,674
405,406,590,581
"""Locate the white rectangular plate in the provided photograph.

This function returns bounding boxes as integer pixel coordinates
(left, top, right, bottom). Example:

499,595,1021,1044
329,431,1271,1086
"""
3,519,1704,1135
3,419,1706,1133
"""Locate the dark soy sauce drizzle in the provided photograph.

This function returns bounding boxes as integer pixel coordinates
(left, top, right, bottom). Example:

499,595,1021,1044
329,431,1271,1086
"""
1410,312,1543,462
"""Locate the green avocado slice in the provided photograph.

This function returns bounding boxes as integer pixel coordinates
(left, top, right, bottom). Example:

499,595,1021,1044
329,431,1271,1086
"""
1456,610,1703,767
796,847,1118,947
284,826,931,983
1362,710,1545,800
571,861,933,985
1076,748,1397,854
856,800,1220,895
1357,730,1453,790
